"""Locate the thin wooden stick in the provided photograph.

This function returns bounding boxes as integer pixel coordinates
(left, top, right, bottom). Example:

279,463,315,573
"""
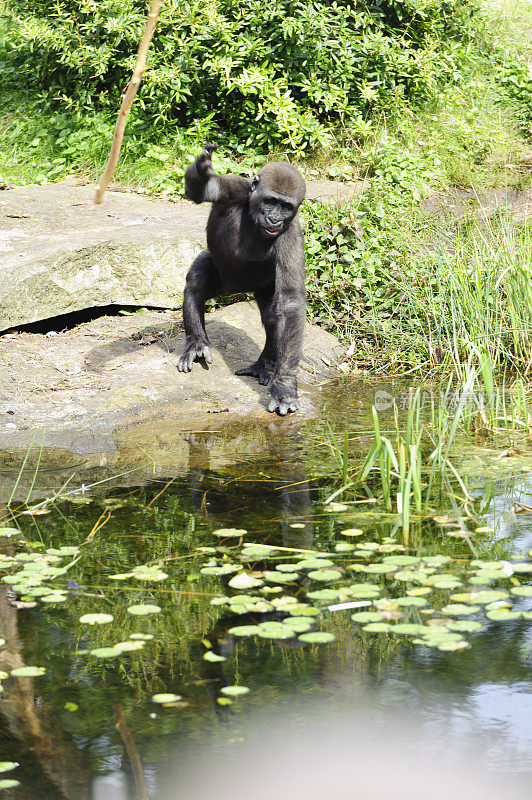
94,0,162,204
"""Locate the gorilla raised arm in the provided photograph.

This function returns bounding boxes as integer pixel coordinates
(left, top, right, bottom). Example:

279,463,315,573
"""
177,143,306,416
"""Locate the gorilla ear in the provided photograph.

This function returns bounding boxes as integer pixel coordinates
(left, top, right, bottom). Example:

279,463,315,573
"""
250,175,259,192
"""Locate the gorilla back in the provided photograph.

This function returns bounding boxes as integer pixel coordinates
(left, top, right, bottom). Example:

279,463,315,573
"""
178,144,306,416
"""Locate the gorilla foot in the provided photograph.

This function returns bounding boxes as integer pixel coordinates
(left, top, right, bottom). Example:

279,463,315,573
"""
267,377,299,416
177,341,212,372
235,360,274,386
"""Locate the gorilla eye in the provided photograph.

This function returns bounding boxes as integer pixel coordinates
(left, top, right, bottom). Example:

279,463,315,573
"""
250,176,259,192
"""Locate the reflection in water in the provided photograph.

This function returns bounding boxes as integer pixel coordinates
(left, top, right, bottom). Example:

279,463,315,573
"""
0,414,531,800
160,707,529,800
185,422,315,550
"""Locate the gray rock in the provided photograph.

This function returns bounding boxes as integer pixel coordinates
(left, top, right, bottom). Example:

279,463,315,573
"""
0,181,208,328
0,177,368,329
0,302,344,459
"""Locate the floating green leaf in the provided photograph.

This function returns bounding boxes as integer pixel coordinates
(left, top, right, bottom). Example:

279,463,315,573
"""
447,620,483,632
228,572,263,589
79,613,114,625
297,558,335,569
90,647,121,659
152,693,182,703
212,528,247,538
351,611,384,623
510,586,532,597
10,666,46,677
0,528,20,537
362,622,392,633
308,569,342,582
0,763,18,773
127,604,161,616
0,779,20,789
396,596,427,608
221,685,249,696
486,609,521,621
228,625,260,637
298,631,336,644
114,641,145,653
263,571,299,584
307,589,340,601
203,651,227,662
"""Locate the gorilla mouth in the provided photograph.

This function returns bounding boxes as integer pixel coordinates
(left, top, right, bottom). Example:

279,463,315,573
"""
264,226,281,236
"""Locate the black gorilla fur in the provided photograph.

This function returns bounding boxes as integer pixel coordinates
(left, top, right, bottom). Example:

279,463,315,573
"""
178,143,307,416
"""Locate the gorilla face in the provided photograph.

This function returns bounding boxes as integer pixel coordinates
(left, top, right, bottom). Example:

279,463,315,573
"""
250,163,306,240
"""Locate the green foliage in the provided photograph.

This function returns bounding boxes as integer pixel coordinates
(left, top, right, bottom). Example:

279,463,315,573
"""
3,0,485,153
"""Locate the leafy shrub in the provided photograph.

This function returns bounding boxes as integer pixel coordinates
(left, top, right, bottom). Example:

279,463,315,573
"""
2,0,484,153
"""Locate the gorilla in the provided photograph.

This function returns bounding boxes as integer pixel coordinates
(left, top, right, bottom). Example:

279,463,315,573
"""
177,143,306,416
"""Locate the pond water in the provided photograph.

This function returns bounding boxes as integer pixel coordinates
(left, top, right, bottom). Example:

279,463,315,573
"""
0,380,531,799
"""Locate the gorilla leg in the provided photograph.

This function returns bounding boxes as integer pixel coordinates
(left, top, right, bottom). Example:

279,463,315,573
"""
267,290,306,415
178,251,222,372
235,288,277,385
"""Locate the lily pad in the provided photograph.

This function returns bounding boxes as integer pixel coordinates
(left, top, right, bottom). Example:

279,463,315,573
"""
0,528,20,537
263,571,299,584
127,604,161,616
228,573,264,590
346,583,381,599
442,604,480,616
307,589,340,601
308,569,342,582
257,622,294,639
90,647,121,659
221,685,249,696
351,611,384,623
114,641,145,653
212,528,247,538
152,693,182,703
129,633,154,641
0,763,18,773
447,620,483,632
10,666,46,677
437,640,470,652
0,779,20,789
79,613,114,625
297,558,335,569
203,651,227,662
382,555,421,566
485,609,521,621
341,528,364,536
510,586,532,597
362,622,392,633
228,625,260,637
284,617,313,632
298,631,336,644
361,564,397,574
391,623,425,635
396,596,427,607
201,565,241,576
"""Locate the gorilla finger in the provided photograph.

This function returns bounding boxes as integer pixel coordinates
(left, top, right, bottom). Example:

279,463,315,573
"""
201,346,213,364
278,403,289,416
259,375,270,385
268,398,278,413
235,366,254,376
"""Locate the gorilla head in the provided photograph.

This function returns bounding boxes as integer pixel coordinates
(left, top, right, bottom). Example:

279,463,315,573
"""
249,163,306,240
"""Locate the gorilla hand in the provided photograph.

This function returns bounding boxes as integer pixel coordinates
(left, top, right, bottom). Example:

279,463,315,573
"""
196,142,218,177
177,338,213,372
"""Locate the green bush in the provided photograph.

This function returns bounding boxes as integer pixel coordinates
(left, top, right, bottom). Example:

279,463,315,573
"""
2,0,484,153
